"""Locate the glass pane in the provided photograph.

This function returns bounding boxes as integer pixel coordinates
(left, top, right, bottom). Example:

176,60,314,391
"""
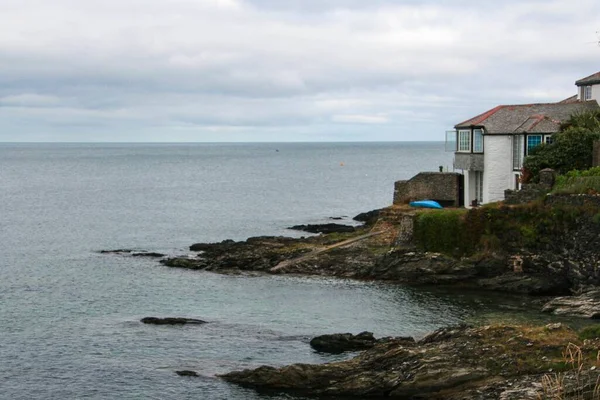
445,130,457,152
473,129,483,152
458,130,471,152
527,135,542,153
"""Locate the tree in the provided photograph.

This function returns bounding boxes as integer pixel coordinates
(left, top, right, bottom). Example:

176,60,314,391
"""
523,111,600,182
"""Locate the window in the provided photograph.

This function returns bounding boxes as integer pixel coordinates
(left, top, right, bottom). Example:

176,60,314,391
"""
585,86,593,101
527,135,543,153
513,135,524,170
473,129,484,153
458,130,471,152
475,171,483,204
545,135,554,145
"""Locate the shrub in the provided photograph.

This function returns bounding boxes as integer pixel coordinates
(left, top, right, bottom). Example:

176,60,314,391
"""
523,110,600,182
579,325,600,340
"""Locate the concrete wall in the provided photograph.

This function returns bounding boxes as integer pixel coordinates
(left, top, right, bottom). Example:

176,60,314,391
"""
394,172,463,207
483,135,514,203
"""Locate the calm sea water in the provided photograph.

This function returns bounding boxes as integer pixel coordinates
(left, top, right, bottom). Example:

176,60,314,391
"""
0,142,559,399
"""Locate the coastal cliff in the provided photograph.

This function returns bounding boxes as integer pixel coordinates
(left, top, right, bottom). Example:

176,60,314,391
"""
161,195,600,296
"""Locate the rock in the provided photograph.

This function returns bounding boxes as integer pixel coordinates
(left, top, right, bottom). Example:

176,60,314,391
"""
140,317,207,325
99,249,165,258
99,249,135,254
220,324,588,399
542,290,600,318
176,370,199,377
309,331,380,354
352,209,381,225
131,252,165,258
287,223,356,234
545,322,563,330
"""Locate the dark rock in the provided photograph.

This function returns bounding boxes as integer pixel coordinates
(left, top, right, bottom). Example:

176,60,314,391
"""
176,370,199,377
221,324,590,399
352,209,381,225
287,223,356,234
309,331,379,354
542,290,600,318
99,249,165,258
99,249,134,254
141,317,207,325
131,252,165,258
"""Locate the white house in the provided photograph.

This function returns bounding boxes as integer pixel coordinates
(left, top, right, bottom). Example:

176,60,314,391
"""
451,72,600,207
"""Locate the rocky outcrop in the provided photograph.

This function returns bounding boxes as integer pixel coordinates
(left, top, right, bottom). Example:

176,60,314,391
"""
542,290,600,318
288,223,356,234
221,324,599,399
310,332,380,354
100,249,165,258
353,209,382,225
176,370,199,377
140,317,207,325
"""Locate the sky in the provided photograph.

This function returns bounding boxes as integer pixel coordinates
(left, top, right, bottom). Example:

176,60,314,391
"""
0,0,599,142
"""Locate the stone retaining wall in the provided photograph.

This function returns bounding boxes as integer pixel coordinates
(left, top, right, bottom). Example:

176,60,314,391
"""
394,172,463,207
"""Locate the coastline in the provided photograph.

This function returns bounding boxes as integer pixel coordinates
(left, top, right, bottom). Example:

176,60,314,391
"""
135,199,600,398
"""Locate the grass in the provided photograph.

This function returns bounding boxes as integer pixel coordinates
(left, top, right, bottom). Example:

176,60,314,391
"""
553,167,600,195
537,343,600,400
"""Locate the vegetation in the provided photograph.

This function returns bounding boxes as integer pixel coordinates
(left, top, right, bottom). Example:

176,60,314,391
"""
413,202,598,257
523,111,600,182
553,167,600,195
579,325,600,341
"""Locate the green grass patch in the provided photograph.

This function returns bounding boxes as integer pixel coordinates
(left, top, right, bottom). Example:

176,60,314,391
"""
579,325,600,340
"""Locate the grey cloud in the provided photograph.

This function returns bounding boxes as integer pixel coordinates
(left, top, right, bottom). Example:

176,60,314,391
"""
0,0,598,141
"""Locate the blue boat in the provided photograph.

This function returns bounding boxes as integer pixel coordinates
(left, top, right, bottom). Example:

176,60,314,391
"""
409,200,443,209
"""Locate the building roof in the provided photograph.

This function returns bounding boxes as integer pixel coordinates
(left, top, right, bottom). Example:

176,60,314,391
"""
455,101,600,134
576,71,600,86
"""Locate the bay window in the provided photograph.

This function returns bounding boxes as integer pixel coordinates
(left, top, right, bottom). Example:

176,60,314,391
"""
458,130,471,152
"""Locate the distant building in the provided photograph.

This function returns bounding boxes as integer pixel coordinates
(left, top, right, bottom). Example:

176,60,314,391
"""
450,72,600,207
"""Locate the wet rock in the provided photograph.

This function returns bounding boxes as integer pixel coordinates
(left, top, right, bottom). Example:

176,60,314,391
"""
542,290,600,318
141,317,207,325
176,370,199,377
287,223,356,234
131,252,165,258
309,332,380,354
221,324,587,399
352,209,381,225
99,249,165,258
100,249,135,254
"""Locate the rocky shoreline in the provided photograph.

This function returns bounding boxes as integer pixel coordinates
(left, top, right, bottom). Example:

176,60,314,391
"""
220,323,600,399
102,205,600,398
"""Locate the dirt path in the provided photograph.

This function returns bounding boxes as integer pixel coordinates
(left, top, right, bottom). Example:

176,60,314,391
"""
269,230,385,272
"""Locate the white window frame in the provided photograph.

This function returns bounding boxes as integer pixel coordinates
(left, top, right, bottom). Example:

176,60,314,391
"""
473,129,484,153
513,135,524,170
584,86,593,101
457,130,471,152
544,135,554,145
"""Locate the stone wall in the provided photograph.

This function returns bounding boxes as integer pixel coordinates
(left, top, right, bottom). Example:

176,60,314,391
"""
545,193,600,208
593,141,600,167
394,172,463,207
504,169,556,205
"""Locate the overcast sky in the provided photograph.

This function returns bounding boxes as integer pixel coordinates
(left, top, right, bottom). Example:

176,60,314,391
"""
0,0,599,142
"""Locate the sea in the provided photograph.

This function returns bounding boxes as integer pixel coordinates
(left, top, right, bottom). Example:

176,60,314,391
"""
0,142,563,399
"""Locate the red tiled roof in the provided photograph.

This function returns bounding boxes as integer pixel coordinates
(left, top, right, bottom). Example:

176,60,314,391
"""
454,101,600,134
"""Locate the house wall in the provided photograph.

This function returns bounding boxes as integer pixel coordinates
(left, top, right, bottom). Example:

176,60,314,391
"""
483,135,514,203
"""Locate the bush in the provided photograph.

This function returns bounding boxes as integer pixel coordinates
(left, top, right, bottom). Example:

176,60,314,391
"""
524,128,600,182
579,325,600,340
523,110,600,182
553,167,600,194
